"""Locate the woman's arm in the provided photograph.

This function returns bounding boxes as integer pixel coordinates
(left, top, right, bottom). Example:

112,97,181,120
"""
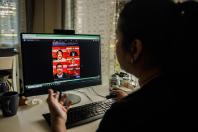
47,89,71,132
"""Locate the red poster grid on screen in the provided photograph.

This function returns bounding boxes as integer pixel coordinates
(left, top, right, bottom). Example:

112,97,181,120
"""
52,46,80,79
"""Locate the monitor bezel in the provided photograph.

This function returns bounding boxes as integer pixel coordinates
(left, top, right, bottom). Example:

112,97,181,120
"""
20,33,102,96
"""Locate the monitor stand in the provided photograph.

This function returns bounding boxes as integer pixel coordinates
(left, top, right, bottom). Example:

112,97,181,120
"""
65,93,81,105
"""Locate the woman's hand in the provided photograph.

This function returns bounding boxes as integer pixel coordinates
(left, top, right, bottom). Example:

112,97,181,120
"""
47,89,71,132
111,89,128,101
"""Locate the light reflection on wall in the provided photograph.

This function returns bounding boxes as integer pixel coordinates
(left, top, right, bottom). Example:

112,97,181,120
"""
74,0,117,86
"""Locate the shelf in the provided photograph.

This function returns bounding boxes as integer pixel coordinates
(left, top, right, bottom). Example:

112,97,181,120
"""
0,51,19,92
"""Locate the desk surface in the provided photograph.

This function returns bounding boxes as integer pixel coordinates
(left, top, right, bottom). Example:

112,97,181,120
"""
0,86,109,132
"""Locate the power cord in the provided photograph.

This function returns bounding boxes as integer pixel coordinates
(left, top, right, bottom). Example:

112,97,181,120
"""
90,87,107,98
74,90,93,102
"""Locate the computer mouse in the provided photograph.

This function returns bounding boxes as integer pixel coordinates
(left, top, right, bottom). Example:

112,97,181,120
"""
106,93,117,99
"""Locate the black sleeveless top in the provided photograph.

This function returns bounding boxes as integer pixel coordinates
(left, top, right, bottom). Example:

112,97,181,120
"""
97,74,197,131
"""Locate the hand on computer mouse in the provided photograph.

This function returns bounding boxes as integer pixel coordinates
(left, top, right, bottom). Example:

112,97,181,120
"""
110,89,128,101
106,92,117,99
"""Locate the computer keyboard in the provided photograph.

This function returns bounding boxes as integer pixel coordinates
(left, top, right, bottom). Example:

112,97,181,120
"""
43,99,115,129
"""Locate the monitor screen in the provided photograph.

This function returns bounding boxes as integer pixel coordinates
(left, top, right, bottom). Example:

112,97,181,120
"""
21,33,101,96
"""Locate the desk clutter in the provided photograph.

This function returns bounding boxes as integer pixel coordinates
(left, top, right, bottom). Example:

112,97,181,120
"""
0,48,19,92
0,70,20,117
0,70,10,94
110,72,138,92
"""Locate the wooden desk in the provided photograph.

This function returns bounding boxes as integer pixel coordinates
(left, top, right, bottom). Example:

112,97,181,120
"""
0,87,109,132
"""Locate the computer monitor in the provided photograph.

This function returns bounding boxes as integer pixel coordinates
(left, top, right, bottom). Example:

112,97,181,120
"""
20,33,101,99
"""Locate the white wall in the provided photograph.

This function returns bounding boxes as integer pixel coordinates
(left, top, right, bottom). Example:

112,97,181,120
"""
74,0,117,87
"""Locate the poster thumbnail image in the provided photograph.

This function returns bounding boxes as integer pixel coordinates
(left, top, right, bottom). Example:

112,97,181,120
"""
52,46,80,80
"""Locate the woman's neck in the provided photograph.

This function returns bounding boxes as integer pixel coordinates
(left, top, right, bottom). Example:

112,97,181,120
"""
138,67,161,88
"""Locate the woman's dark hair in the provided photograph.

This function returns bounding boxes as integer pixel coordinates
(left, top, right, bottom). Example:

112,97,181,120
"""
118,0,198,74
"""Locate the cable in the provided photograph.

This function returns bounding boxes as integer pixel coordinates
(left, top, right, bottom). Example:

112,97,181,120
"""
90,87,106,98
6,79,14,91
74,90,93,102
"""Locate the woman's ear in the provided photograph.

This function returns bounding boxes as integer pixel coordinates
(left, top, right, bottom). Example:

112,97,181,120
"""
130,39,143,62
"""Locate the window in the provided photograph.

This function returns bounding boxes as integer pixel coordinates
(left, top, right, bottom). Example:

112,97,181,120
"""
0,0,18,46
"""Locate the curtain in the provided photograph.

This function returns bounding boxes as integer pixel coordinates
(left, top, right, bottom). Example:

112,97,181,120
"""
25,0,35,33
74,0,117,86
